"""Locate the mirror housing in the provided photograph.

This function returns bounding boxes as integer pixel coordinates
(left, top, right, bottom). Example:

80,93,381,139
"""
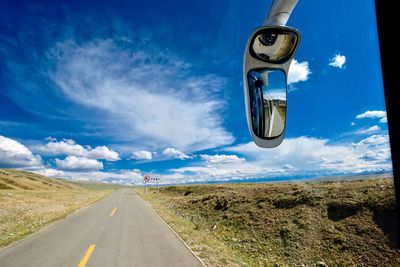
243,25,300,148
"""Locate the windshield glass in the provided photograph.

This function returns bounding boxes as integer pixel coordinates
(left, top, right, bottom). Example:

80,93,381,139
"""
0,0,397,266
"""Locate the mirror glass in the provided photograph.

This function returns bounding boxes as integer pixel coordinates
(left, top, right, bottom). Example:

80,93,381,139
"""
251,29,298,63
248,69,286,139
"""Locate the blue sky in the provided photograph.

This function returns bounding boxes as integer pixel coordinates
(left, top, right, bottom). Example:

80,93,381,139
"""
0,0,392,184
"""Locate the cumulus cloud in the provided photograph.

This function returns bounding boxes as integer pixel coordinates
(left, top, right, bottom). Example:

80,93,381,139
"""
226,135,391,173
200,154,245,164
33,139,119,161
353,134,388,147
168,163,269,181
86,146,120,161
119,133,392,184
162,148,191,160
33,139,86,156
288,59,311,84
329,54,346,69
55,156,103,171
48,38,234,152
356,110,387,124
34,168,66,178
30,134,392,185
0,135,42,168
76,170,143,184
133,150,153,160
155,135,389,183
356,125,381,135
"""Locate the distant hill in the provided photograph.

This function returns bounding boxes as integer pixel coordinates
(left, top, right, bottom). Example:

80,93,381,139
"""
71,180,132,190
0,169,82,190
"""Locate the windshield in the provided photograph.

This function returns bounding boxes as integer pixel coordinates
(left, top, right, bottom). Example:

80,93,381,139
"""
0,0,397,266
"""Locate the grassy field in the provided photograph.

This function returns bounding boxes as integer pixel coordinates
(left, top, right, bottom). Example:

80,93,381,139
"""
140,177,399,266
0,169,113,248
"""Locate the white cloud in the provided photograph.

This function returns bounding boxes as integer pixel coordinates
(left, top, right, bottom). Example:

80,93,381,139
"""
288,59,311,84
33,168,143,185
353,134,388,147
33,139,119,161
133,150,153,160
356,110,386,119
86,146,120,161
226,135,391,173
379,117,387,123
329,54,346,69
357,125,381,135
55,156,103,171
48,39,234,152
168,163,270,180
78,170,143,184
44,136,57,142
34,168,66,178
0,135,42,168
351,122,356,126
283,164,294,170
200,154,245,164
356,110,387,124
126,134,391,184
162,147,191,160
33,139,86,156
213,136,389,180
31,134,392,185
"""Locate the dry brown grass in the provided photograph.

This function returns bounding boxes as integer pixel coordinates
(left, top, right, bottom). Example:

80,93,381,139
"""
140,177,400,266
0,169,81,190
0,169,112,248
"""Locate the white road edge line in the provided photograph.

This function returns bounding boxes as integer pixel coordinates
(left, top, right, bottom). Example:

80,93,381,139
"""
139,195,207,267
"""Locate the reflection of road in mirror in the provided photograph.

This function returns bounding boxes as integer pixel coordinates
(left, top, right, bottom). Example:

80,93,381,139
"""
270,101,286,137
248,69,286,139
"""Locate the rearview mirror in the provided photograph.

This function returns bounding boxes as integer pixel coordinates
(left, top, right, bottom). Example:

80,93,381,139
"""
244,26,300,148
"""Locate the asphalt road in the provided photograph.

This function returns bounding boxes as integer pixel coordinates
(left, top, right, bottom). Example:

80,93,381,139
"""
0,189,204,267
269,105,284,137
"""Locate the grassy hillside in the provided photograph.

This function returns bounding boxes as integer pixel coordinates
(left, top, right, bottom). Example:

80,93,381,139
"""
0,169,81,190
0,169,112,248
141,177,399,266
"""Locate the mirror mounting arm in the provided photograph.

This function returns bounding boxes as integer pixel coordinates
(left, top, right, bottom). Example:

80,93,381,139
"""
264,0,299,26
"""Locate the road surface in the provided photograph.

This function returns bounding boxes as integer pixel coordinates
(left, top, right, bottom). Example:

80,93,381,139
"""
269,105,284,137
0,189,204,267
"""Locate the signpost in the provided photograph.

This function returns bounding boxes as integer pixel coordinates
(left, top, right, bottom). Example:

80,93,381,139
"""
143,175,150,183
152,177,160,192
143,175,160,194
143,175,150,194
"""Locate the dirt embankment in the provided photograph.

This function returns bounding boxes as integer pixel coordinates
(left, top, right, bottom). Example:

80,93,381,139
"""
142,178,399,266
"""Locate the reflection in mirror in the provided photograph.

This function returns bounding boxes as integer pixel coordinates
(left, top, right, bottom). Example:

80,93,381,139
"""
248,69,286,139
251,29,298,63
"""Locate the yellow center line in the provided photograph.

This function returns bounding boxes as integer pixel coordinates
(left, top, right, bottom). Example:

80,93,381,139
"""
77,244,96,267
110,207,117,216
